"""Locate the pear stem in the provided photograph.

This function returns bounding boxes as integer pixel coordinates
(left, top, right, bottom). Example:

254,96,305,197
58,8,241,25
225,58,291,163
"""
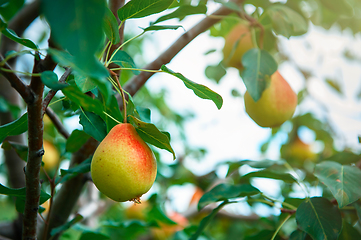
110,70,127,123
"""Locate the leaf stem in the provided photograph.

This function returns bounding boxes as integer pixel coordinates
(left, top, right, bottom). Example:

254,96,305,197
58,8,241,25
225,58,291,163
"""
106,32,144,67
271,214,291,240
103,111,121,124
0,67,42,77
109,67,162,73
261,194,298,210
109,71,127,123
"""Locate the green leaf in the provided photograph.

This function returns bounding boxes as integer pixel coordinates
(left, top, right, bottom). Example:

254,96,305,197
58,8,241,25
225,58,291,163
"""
58,158,91,184
118,0,174,21
136,107,151,123
128,115,175,159
0,18,37,49
244,230,282,240
102,95,123,132
147,205,177,225
47,48,76,68
142,25,183,32
79,232,110,240
198,183,260,210
42,0,106,59
0,112,28,143
103,7,120,45
111,50,140,75
0,183,51,213
314,161,361,208
1,141,28,161
338,220,361,240
153,4,207,24
0,182,27,197
79,111,107,142
205,63,227,83
324,151,361,165
289,229,312,240
296,197,342,240
74,74,97,93
66,130,90,153
190,201,229,240
2,28,38,49
265,5,308,38
48,48,109,81
62,85,104,116
319,0,353,16
241,169,297,183
50,214,83,236
0,0,24,21
41,71,68,90
161,65,223,109
225,159,285,177
240,48,278,102
102,220,148,239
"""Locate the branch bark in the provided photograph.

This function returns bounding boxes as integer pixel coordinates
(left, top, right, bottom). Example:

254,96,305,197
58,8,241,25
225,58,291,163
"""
0,55,34,103
22,53,44,240
0,2,41,240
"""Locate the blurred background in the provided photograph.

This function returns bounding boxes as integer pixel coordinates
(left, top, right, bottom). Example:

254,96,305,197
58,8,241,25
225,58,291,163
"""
1,0,361,239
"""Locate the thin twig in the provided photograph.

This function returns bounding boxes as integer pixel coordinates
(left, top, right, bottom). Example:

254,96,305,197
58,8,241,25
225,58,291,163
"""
45,107,70,139
43,68,72,112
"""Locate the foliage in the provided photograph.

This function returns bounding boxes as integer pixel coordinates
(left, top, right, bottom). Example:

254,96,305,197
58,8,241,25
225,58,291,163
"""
0,0,361,240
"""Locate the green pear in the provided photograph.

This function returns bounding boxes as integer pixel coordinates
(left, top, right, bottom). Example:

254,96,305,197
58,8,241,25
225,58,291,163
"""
91,123,157,202
244,71,297,128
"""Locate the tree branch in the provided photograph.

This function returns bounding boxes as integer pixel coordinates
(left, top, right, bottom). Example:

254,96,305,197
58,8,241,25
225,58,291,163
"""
123,3,237,96
42,68,72,112
45,107,70,139
22,52,44,240
0,54,34,104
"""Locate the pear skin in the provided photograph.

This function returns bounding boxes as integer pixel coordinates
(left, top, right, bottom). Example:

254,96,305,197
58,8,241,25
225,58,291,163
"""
223,24,254,69
42,140,60,171
91,123,157,202
244,71,297,128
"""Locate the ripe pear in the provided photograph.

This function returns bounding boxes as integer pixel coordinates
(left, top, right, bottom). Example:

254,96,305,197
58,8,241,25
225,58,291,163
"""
42,140,60,171
222,23,254,69
281,136,316,163
244,71,297,128
91,123,157,202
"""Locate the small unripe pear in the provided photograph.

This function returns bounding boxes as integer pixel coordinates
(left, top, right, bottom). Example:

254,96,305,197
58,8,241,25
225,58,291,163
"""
222,24,254,69
244,71,297,128
91,123,157,202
